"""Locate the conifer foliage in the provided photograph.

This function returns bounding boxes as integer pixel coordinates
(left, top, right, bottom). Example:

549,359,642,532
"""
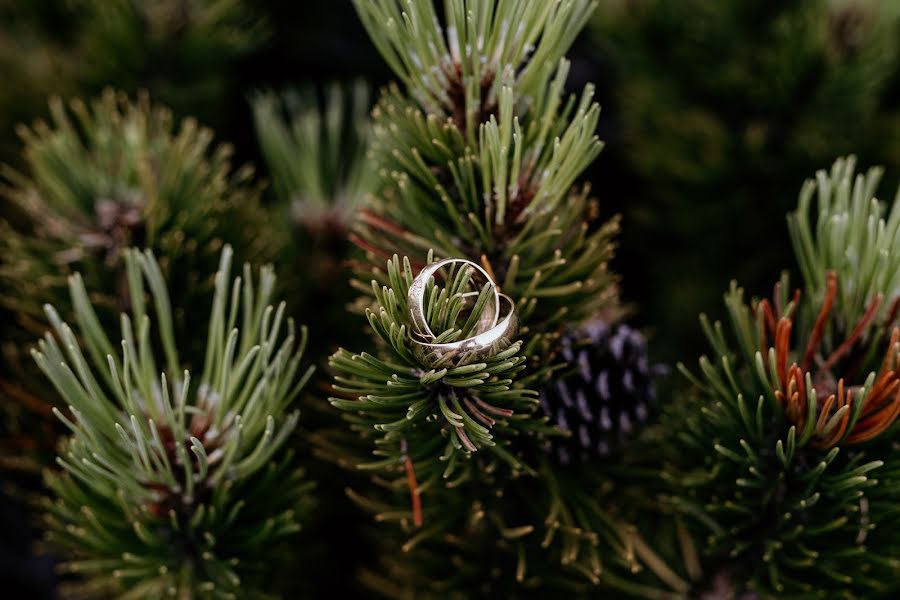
0,90,279,474
36,246,314,598
2,1,900,599
324,1,673,596
351,0,619,357
252,83,373,232
671,157,900,596
251,83,375,354
0,90,277,337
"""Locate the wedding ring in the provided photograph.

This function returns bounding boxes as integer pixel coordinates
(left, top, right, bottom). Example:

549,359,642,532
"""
411,293,519,367
407,258,518,368
407,258,500,340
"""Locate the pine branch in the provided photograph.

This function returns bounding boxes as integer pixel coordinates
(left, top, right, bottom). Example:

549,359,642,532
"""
250,82,378,360
327,255,676,594
0,89,278,334
329,254,541,487
321,2,663,595
251,82,375,228
349,0,619,357
788,156,900,331
668,157,900,596
355,0,594,139
345,437,691,598
0,90,280,475
34,246,314,598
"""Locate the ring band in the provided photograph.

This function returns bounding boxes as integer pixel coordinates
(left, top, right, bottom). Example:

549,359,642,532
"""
411,294,518,367
407,258,500,340
407,259,518,367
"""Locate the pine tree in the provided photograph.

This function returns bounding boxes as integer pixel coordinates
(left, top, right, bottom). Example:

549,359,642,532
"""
35,246,314,598
0,90,278,474
351,0,620,358
323,1,674,596
3,3,899,599
670,157,900,596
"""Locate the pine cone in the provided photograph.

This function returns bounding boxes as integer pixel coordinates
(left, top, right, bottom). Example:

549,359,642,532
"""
539,321,666,465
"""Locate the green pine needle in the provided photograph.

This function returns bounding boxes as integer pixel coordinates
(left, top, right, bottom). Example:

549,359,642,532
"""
329,254,541,488
788,156,900,328
34,246,314,598
350,0,618,358
0,89,280,339
668,158,900,596
251,82,375,224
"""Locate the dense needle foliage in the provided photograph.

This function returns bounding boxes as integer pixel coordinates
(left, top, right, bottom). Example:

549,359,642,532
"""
1,1,899,598
36,247,314,598
669,158,900,596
